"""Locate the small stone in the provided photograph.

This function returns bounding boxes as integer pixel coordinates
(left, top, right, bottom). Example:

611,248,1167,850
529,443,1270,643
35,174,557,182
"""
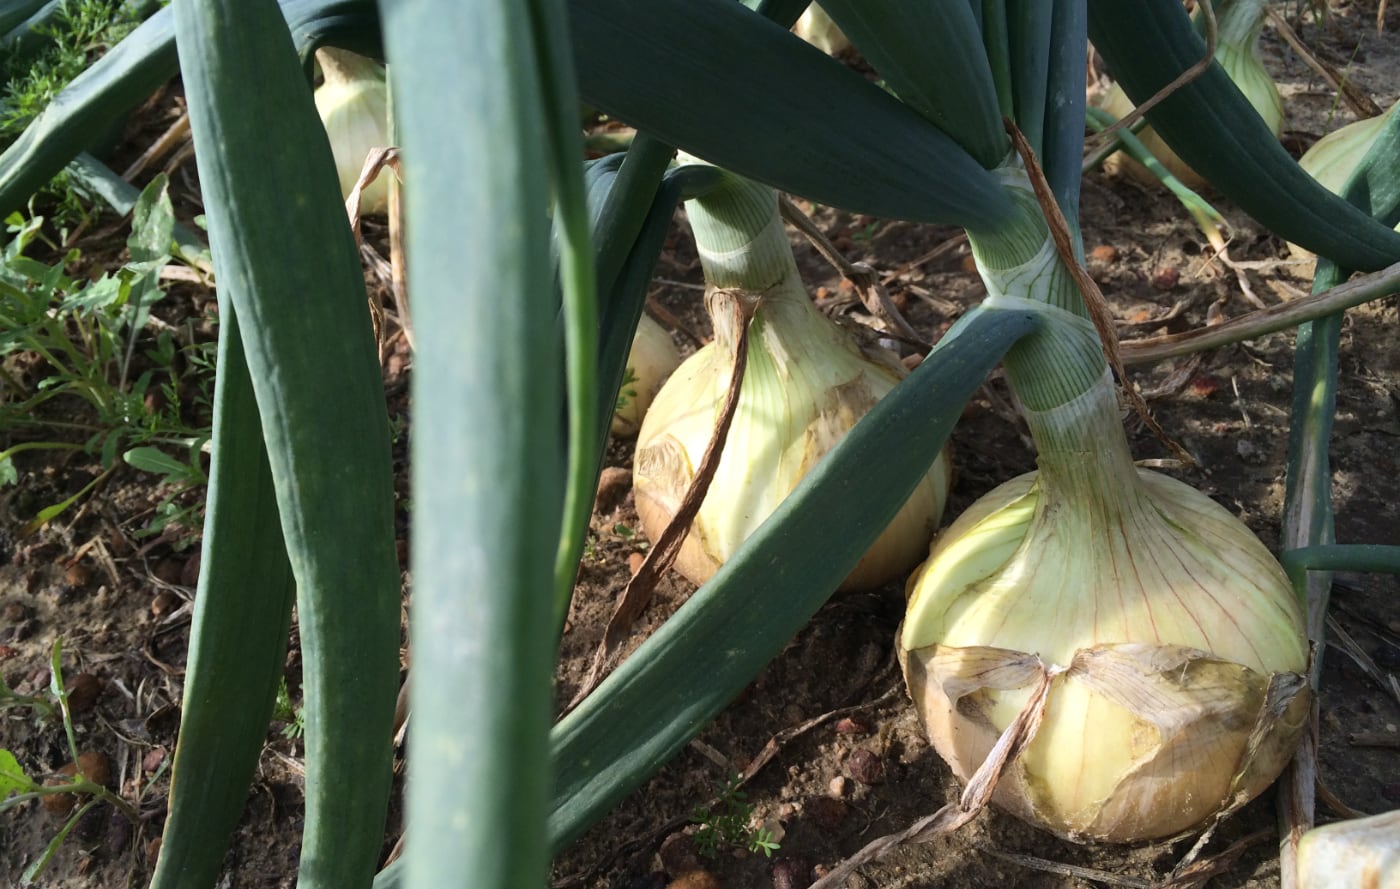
828,776,849,798
846,748,885,786
1088,244,1118,263
2,601,25,623
63,561,93,589
833,717,869,735
772,856,814,889
805,796,849,832
628,552,647,576
150,589,180,618
594,467,633,514
65,673,102,715
659,831,702,878
142,747,167,773
180,550,202,587
1151,266,1180,291
666,870,721,889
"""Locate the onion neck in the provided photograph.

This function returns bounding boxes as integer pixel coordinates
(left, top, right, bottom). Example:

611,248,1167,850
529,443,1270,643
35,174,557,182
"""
1023,370,1147,518
315,47,384,90
683,165,830,362
1211,0,1266,53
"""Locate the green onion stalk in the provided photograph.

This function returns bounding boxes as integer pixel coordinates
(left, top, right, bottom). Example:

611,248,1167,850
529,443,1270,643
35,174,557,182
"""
900,153,1310,842
632,162,952,591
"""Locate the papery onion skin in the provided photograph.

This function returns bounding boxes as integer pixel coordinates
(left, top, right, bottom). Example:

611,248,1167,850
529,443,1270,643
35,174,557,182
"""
611,313,682,438
314,49,391,215
900,379,1309,843
634,291,951,592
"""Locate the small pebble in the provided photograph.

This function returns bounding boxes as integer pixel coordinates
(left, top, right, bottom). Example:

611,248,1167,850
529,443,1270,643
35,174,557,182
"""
846,748,885,786
1151,266,1180,290
828,776,849,798
63,562,93,588
594,466,633,514
1088,244,1118,263
833,717,869,735
150,590,180,618
142,747,167,773
628,552,647,576
666,870,721,889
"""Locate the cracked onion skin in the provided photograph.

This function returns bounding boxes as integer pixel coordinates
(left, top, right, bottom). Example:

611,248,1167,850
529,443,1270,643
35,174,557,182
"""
899,378,1309,842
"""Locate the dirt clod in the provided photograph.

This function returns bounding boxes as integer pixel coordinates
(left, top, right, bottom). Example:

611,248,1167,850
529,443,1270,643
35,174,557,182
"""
803,796,849,832
65,672,102,714
594,467,633,515
150,589,179,618
63,561,93,589
771,855,814,889
659,831,703,878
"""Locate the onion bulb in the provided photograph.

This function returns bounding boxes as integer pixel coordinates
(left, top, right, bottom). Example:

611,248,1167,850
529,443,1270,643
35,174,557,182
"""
794,4,850,57
611,313,682,438
633,172,950,591
1289,100,1400,258
1098,0,1282,190
1298,810,1400,889
314,48,391,215
900,371,1309,842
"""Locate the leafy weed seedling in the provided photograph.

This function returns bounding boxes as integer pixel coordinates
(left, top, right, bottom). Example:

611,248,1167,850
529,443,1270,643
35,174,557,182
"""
0,640,137,882
691,772,780,859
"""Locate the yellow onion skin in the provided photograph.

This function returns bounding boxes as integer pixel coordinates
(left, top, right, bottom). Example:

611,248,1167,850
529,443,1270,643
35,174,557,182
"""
1097,0,1283,191
611,313,682,438
900,380,1309,843
314,49,391,215
1297,810,1400,889
1289,101,1400,259
633,289,951,592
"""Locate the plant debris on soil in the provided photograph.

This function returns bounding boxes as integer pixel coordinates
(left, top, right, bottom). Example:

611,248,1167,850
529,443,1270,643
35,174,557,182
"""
3,4,1400,888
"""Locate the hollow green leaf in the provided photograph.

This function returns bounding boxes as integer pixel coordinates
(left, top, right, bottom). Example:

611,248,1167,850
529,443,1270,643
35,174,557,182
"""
380,0,562,886
173,2,400,888
1087,0,1400,270
568,0,1015,231
817,0,1007,167
149,308,295,889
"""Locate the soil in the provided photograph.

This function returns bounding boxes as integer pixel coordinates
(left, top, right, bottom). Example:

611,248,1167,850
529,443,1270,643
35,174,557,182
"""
3,4,1399,889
